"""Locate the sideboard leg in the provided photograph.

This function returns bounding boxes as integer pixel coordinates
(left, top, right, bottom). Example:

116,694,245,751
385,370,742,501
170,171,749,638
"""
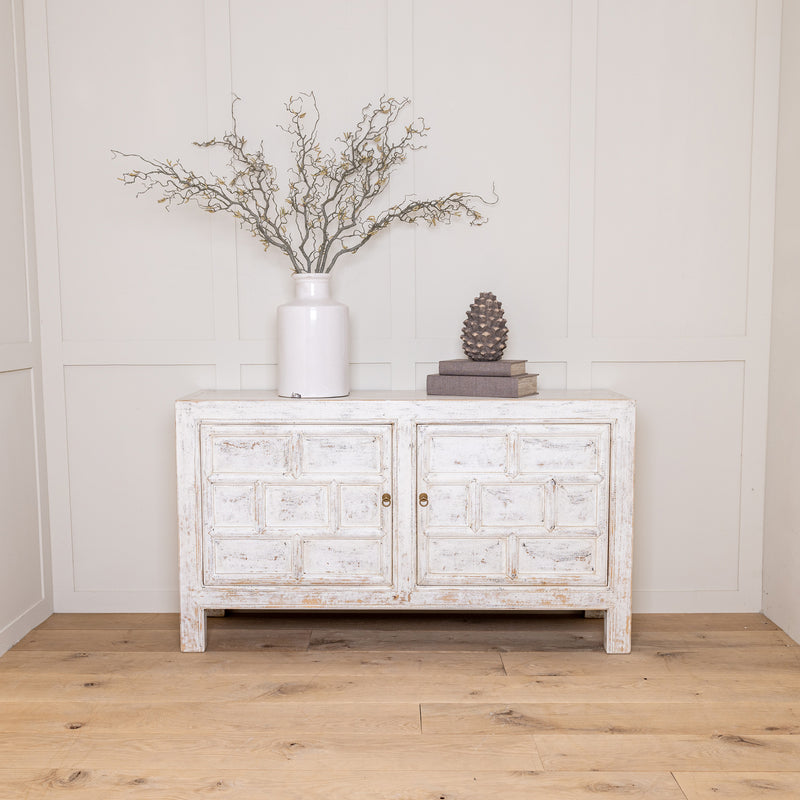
180,603,207,652
604,603,631,654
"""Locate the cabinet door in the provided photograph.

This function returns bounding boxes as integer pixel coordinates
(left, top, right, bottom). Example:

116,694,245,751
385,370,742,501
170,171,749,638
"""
200,424,393,587
416,423,610,586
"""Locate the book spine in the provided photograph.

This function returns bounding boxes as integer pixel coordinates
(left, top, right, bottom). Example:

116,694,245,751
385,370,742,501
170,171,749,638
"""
438,360,526,377
427,374,538,398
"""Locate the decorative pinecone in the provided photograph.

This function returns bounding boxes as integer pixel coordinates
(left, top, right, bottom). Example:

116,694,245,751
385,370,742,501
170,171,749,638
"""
460,292,509,361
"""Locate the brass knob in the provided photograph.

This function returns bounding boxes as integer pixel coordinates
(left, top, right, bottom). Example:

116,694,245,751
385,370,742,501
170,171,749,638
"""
418,493,429,507
381,493,392,507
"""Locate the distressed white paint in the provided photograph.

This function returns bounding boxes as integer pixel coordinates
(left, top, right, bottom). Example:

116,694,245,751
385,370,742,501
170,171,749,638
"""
519,539,596,575
199,422,393,589
417,423,610,589
427,538,507,579
177,391,635,653
212,538,292,577
303,539,385,580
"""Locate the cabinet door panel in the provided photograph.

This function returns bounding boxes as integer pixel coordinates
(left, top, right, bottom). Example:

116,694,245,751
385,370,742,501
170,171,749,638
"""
555,483,601,527
426,484,471,528
339,484,383,527
301,434,383,474
518,538,596,575
211,435,292,474
417,423,610,587
302,539,385,580
427,538,506,578
212,538,293,578
265,484,330,527
211,484,257,528
519,434,600,473
480,483,546,528
201,423,393,587
429,434,508,474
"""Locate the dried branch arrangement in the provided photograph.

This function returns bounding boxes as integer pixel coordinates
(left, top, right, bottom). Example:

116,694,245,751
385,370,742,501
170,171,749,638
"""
113,94,494,274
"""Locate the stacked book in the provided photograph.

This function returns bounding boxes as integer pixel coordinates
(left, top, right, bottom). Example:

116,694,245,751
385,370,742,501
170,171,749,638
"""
427,360,538,398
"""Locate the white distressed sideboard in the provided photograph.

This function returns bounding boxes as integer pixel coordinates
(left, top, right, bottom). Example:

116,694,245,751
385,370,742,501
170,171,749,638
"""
177,390,635,653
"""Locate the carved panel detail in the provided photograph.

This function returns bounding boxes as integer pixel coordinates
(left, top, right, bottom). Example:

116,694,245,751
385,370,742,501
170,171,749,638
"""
427,537,506,578
265,484,330,527
200,423,392,586
417,423,610,586
213,538,293,576
480,483,546,528
211,484,257,528
518,538,596,575
211,435,292,474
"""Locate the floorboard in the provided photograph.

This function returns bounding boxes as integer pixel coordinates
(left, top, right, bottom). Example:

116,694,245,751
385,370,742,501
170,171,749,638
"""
0,611,796,798
0,769,689,799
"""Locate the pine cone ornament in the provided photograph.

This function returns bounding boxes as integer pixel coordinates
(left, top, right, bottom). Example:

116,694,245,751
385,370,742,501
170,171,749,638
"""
461,292,509,361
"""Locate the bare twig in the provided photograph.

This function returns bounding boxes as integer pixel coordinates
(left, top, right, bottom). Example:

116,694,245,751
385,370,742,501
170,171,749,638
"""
114,94,495,273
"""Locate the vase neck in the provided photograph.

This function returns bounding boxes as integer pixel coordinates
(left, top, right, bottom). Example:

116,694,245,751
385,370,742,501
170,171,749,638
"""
293,273,331,300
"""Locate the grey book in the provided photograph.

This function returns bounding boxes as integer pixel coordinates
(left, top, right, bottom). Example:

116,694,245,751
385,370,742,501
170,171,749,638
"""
438,359,527,377
427,373,539,398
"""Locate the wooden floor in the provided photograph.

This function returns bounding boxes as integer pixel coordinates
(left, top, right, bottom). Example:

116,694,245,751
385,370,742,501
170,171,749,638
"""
0,612,798,799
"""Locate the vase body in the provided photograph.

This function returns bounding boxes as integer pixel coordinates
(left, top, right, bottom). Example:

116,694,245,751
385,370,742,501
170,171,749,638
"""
277,274,350,398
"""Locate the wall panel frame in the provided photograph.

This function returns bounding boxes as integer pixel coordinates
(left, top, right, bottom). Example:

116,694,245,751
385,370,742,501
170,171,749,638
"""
23,0,780,613
0,0,52,655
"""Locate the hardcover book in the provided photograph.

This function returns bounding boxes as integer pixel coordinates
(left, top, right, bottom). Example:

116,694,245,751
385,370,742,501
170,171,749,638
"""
426,373,539,398
438,359,527,377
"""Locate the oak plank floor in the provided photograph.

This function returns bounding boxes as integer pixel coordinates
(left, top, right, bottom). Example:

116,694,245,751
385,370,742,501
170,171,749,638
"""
0,611,797,799
0,769,689,799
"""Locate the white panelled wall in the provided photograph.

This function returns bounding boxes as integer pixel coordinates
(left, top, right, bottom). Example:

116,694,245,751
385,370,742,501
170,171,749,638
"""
0,0,52,653
6,0,793,624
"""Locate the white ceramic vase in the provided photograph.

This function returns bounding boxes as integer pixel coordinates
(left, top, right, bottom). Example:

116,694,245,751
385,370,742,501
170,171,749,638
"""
277,273,350,398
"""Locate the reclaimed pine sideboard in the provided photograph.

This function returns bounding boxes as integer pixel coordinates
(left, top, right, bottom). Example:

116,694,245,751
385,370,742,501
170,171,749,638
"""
177,390,635,653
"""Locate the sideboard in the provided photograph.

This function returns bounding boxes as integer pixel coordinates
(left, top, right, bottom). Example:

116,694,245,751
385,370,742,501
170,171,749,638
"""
176,390,635,653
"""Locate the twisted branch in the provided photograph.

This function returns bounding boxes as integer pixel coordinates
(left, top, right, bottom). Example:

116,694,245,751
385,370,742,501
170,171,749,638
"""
114,94,495,273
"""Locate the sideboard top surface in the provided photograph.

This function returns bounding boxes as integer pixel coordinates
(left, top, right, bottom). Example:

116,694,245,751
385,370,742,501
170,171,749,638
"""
178,389,633,404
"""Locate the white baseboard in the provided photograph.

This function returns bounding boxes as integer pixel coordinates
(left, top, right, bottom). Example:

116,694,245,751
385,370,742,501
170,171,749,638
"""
762,606,800,645
53,589,180,614
632,589,762,614
0,598,53,657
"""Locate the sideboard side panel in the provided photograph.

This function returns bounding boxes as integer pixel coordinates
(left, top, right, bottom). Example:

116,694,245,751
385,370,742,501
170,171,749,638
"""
176,401,205,651
605,402,636,653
